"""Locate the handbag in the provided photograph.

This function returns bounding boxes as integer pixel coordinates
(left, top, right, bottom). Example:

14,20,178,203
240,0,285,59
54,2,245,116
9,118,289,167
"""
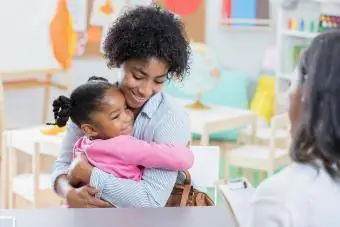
165,170,214,207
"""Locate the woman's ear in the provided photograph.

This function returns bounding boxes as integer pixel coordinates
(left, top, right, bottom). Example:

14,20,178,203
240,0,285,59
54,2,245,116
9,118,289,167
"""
80,124,98,138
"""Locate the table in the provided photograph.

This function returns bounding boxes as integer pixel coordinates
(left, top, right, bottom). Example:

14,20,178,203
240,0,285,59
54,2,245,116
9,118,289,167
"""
1,126,63,208
175,98,256,145
0,206,236,227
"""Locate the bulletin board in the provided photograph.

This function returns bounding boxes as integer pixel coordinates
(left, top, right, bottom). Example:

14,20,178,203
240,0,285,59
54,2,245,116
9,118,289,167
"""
152,0,206,43
221,0,271,28
69,0,130,58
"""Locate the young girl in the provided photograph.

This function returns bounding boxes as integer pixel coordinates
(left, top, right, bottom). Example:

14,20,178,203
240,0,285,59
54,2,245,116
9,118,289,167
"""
51,76,194,188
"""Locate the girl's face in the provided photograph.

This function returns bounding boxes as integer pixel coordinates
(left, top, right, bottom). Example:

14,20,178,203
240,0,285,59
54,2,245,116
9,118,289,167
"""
86,88,134,140
119,58,169,111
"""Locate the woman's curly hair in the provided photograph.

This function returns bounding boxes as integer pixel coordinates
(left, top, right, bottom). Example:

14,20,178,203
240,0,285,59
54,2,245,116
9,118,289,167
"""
103,4,191,81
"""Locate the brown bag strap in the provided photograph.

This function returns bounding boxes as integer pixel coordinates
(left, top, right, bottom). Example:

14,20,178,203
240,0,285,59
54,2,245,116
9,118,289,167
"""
183,170,191,185
179,171,192,207
180,184,191,206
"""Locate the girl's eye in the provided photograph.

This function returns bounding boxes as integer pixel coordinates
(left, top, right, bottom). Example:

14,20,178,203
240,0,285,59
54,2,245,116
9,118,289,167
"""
112,114,119,120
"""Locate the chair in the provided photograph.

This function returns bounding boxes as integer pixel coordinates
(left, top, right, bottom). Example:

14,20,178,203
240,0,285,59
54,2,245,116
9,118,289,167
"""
7,128,63,208
189,146,220,204
238,119,289,148
225,113,291,183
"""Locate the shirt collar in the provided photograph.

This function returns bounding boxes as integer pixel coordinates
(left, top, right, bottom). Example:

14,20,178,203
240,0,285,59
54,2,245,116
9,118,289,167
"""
140,92,163,119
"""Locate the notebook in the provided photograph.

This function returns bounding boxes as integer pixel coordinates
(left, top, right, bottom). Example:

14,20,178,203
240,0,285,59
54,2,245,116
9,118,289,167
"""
218,178,255,227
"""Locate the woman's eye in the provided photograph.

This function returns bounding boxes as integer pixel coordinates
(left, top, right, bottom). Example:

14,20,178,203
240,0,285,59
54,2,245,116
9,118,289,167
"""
132,73,143,80
155,80,166,84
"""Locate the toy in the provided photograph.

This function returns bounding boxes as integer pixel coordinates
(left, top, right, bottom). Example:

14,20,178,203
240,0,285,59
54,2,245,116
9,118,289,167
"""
288,18,292,29
291,18,297,30
40,126,66,135
250,76,275,123
299,19,305,31
319,14,340,32
309,21,315,32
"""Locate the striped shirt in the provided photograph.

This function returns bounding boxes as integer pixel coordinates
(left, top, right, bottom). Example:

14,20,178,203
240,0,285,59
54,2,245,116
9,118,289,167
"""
51,92,190,207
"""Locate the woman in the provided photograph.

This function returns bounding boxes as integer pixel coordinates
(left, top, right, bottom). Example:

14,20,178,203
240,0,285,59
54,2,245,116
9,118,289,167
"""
52,5,191,208
247,30,340,226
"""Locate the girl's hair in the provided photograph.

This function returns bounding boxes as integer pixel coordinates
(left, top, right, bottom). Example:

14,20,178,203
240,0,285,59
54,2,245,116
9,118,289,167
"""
51,76,114,127
291,30,340,178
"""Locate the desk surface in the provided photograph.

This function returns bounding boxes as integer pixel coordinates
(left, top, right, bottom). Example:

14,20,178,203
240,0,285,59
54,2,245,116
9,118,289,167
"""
0,207,236,227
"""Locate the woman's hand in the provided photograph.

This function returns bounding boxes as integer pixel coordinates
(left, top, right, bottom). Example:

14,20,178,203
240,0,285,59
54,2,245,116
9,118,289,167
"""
66,185,110,208
68,153,93,185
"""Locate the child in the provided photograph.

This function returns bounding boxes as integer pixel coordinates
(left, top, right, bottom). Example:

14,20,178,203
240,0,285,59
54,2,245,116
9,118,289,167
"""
51,76,194,187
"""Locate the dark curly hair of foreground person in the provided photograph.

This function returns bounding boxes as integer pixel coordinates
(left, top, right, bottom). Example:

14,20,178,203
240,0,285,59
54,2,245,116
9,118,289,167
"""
102,4,191,81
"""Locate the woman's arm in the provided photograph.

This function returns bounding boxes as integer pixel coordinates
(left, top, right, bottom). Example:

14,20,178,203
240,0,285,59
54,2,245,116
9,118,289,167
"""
86,136,194,170
89,110,190,207
52,121,84,197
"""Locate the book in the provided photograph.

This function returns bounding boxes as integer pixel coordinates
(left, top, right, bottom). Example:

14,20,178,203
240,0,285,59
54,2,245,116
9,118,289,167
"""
292,45,307,68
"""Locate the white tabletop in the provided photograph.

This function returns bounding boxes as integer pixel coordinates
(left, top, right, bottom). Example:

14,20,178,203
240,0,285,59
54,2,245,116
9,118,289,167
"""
172,97,254,135
6,125,64,157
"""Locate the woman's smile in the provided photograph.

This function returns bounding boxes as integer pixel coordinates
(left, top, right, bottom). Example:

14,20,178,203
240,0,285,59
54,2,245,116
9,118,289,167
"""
129,90,147,106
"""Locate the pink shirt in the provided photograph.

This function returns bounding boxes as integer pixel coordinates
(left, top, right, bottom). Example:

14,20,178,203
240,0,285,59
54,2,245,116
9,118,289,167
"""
72,136,194,181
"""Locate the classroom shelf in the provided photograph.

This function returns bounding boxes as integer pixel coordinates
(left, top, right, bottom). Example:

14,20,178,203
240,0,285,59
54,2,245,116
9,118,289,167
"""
274,0,340,113
281,30,319,39
276,73,294,80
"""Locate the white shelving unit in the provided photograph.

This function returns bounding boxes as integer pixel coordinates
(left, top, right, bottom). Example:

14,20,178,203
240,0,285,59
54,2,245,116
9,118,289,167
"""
275,0,340,113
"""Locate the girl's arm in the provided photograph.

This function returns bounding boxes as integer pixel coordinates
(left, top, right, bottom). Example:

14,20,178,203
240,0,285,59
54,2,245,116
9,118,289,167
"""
86,136,194,170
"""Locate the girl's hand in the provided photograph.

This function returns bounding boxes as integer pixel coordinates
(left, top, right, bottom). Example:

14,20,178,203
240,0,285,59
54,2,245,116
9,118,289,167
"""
66,185,110,208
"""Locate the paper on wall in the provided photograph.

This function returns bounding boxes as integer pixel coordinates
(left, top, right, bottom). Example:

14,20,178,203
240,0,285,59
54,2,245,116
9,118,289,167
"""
90,0,126,27
67,0,88,32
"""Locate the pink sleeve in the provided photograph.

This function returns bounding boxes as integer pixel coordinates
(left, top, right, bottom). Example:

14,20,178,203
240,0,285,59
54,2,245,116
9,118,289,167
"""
88,136,194,170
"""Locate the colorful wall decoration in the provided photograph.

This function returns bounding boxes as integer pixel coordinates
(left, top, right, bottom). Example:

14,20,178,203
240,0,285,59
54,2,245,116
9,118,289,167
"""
67,0,130,57
221,0,270,27
153,0,206,42
163,0,202,17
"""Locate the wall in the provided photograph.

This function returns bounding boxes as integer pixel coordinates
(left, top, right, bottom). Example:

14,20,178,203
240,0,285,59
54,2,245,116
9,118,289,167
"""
206,0,276,75
3,0,276,128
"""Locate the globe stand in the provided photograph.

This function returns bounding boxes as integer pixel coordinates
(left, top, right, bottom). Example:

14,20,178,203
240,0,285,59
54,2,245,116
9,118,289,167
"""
185,100,210,110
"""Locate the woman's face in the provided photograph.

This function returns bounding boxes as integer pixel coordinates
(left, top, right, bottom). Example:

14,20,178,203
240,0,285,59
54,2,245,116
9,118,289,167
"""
119,58,169,110
289,80,303,135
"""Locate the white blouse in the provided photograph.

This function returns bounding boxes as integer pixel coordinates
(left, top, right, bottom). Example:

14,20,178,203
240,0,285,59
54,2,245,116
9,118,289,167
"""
247,163,340,227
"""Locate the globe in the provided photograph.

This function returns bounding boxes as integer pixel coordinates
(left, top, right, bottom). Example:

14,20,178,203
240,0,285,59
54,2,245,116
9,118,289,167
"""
180,42,221,109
